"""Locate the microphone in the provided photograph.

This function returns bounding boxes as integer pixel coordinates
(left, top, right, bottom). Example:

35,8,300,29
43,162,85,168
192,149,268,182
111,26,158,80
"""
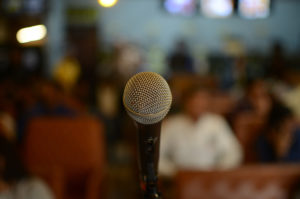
123,72,172,199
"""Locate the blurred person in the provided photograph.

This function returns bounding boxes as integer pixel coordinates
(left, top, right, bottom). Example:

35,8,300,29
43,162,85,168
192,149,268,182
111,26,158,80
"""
269,69,297,101
223,37,247,94
0,81,17,141
145,44,167,75
0,135,54,199
256,103,300,163
95,82,123,162
267,41,286,79
73,79,93,107
53,52,81,94
229,79,273,163
14,80,37,115
232,79,272,122
114,41,143,83
280,71,300,120
96,83,119,119
210,91,235,121
232,56,247,93
159,85,242,177
0,112,16,141
0,79,17,118
27,80,74,115
17,79,76,142
167,40,194,74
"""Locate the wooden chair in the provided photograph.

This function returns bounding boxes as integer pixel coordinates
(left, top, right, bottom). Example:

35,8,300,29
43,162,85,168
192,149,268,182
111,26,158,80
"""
23,116,106,199
176,165,300,199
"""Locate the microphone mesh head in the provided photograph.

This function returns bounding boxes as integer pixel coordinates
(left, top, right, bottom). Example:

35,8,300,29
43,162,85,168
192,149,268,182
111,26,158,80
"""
123,72,172,124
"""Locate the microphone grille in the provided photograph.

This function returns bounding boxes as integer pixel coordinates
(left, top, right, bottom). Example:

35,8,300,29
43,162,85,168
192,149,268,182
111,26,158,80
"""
123,72,172,124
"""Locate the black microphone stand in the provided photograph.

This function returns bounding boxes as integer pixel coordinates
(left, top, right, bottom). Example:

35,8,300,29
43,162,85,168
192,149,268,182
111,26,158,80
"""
137,123,162,199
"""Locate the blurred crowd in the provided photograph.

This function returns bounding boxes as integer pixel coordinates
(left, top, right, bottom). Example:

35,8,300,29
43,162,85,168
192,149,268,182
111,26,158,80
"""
1,38,300,198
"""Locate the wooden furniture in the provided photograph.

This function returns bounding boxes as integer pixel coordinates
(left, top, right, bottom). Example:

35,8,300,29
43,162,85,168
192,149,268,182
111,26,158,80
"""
176,165,300,199
23,116,106,199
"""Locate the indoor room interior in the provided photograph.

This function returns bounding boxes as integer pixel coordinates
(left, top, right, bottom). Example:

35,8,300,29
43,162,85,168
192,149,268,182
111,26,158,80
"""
1,0,300,199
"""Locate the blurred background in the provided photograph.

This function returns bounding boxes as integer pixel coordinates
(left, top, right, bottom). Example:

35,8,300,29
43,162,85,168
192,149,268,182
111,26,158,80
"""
1,0,300,198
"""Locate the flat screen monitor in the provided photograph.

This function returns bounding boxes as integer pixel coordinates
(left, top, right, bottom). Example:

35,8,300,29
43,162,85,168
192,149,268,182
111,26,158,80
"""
200,0,234,18
238,0,270,19
163,0,198,16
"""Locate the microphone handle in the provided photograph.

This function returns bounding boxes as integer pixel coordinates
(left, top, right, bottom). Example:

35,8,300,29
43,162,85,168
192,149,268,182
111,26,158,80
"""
137,122,162,199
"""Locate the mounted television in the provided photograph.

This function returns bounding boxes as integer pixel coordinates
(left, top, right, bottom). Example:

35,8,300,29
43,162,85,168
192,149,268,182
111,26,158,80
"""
200,0,234,18
238,0,271,19
162,0,198,16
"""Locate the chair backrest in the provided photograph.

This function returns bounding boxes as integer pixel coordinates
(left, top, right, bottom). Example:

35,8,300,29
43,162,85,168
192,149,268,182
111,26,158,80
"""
24,116,105,175
23,116,106,199
176,165,300,199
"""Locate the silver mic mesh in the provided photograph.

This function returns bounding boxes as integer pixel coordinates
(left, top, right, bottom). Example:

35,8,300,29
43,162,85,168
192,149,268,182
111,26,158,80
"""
123,72,172,125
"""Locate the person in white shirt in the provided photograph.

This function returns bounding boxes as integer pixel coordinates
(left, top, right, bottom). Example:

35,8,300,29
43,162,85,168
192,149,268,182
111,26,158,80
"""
159,86,243,176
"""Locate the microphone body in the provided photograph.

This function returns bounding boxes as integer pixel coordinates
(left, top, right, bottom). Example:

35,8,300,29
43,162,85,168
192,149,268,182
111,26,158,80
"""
136,122,161,198
123,72,172,199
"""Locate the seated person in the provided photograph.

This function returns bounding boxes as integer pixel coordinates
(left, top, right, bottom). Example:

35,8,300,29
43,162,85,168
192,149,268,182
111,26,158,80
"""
159,86,243,176
0,112,16,141
229,79,273,163
256,103,300,163
167,40,194,74
232,79,272,122
17,80,76,142
0,135,54,199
